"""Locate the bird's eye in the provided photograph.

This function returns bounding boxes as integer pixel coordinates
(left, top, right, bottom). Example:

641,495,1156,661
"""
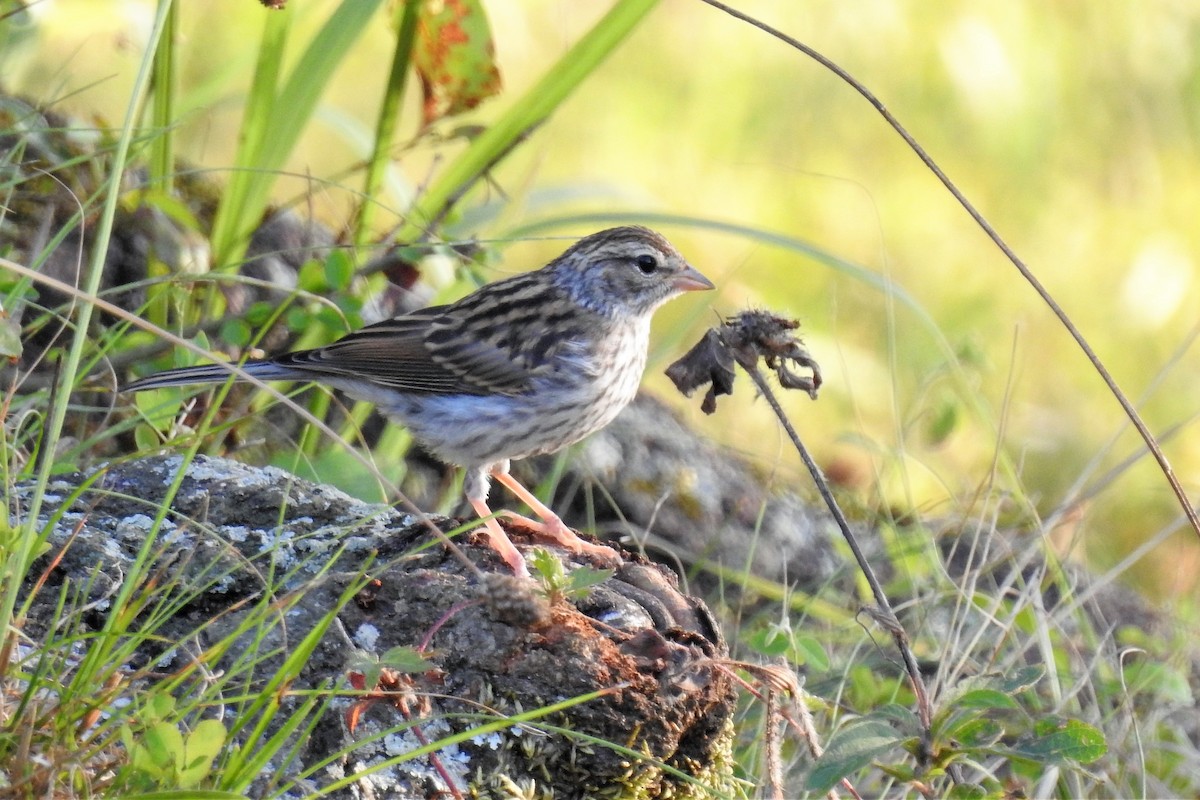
635,254,659,274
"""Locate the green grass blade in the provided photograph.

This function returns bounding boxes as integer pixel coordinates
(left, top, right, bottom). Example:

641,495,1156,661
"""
0,0,173,657
395,0,661,242
353,0,421,247
210,0,385,269
207,7,290,269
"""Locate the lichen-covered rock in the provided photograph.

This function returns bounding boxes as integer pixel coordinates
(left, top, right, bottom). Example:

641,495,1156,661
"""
17,455,738,798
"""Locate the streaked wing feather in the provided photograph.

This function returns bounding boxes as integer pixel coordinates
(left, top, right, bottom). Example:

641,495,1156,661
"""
272,300,537,396
270,307,476,395
427,335,533,394
423,273,577,395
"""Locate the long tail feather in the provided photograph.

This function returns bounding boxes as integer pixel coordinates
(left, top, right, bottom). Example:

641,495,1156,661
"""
122,360,298,392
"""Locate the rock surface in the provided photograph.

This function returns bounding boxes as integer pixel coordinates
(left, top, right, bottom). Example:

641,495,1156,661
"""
19,454,737,798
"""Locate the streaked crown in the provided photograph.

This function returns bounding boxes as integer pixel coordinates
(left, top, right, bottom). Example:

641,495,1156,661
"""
546,226,713,317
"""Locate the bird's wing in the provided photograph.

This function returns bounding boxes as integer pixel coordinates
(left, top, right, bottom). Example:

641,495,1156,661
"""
271,301,541,397
423,285,566,395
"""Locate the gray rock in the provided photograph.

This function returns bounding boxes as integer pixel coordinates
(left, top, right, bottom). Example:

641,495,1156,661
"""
17,454,737,798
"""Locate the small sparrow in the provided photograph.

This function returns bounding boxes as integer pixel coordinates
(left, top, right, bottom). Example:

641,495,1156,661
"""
124,226,714,577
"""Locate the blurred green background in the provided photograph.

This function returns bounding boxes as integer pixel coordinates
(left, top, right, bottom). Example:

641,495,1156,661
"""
7,0,1200,598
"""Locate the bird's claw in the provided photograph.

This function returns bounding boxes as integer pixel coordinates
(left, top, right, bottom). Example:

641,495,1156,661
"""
498,511,622,568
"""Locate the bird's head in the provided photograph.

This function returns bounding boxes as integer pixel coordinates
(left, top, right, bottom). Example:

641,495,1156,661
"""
549,226,714,318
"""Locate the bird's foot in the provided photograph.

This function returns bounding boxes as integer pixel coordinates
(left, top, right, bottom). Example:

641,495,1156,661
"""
487,471,622,567
469,504,530,578
497,510,622,567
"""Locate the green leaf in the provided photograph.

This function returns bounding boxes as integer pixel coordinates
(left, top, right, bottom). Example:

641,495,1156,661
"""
565,566,613,599
806,717,904,793
134,386,186,437
791,633,830,672
951,688,1020,712
298,259,327,293
134,423,163,452
380,645,433,673
125,186,203,233
219,318,252,348
1005,717,1107,765
744,623,829,670
746,622,791,657
877,760,916,783
333,292,363,317
923,397,958,446
529,547,565,584
413,0,502,126
0,313,21,359
119,722,136,754
942,668,1042,709
952,717,1004,748
323,250,355,292
141,721,185,772
315,304,353,331
934,685,1020,745
1121,660,1194,704
871,703,922,736
188,718,227,757
149,691,177,720
245,301,276,327
286,306,310,332
179,719,226,787
994,665,1044,694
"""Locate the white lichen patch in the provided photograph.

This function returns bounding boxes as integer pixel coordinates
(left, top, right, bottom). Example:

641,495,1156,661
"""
224,525,251,544
340,710,470,794
382,732,407,756
471,731,504,750
114,514,161,540
353,623,380,650
159,454,185,485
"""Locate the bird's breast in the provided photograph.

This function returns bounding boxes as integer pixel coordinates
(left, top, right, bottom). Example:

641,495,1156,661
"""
377,319,651,468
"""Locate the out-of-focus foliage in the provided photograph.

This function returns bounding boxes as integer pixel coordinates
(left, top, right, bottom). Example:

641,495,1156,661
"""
6,0,1200,596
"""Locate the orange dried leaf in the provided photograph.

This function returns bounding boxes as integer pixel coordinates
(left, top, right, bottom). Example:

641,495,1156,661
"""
412,0,502,126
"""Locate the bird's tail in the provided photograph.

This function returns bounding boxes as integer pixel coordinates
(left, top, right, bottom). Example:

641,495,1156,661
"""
122,360,300,393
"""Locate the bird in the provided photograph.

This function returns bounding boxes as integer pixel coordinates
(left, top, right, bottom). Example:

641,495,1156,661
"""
123,226,714,578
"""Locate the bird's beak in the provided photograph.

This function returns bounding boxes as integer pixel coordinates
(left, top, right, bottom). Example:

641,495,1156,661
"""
672,264,715,292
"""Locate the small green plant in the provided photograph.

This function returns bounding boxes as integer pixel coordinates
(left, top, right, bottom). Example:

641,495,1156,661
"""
805,667,1107,795
528,547,613,604
118,692,227,790
347,645,434,696
744,618,830,673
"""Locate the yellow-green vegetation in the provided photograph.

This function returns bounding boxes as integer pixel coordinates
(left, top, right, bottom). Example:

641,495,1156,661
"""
2,1,1198,797
9,0,1197,595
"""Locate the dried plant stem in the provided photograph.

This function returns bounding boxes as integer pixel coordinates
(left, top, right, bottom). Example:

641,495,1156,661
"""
698,0,1200,543
740,362,933,741
764,687,784,800
398,701,465,800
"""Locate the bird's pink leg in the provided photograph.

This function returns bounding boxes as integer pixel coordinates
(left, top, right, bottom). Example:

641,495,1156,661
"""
468,498,530,578
490,471,620,562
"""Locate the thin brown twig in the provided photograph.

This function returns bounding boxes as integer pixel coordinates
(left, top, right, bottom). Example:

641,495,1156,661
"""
398,699,465,800
697,0,1200,543
711,659,859,799
739,360,934,748
764,686,784,800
